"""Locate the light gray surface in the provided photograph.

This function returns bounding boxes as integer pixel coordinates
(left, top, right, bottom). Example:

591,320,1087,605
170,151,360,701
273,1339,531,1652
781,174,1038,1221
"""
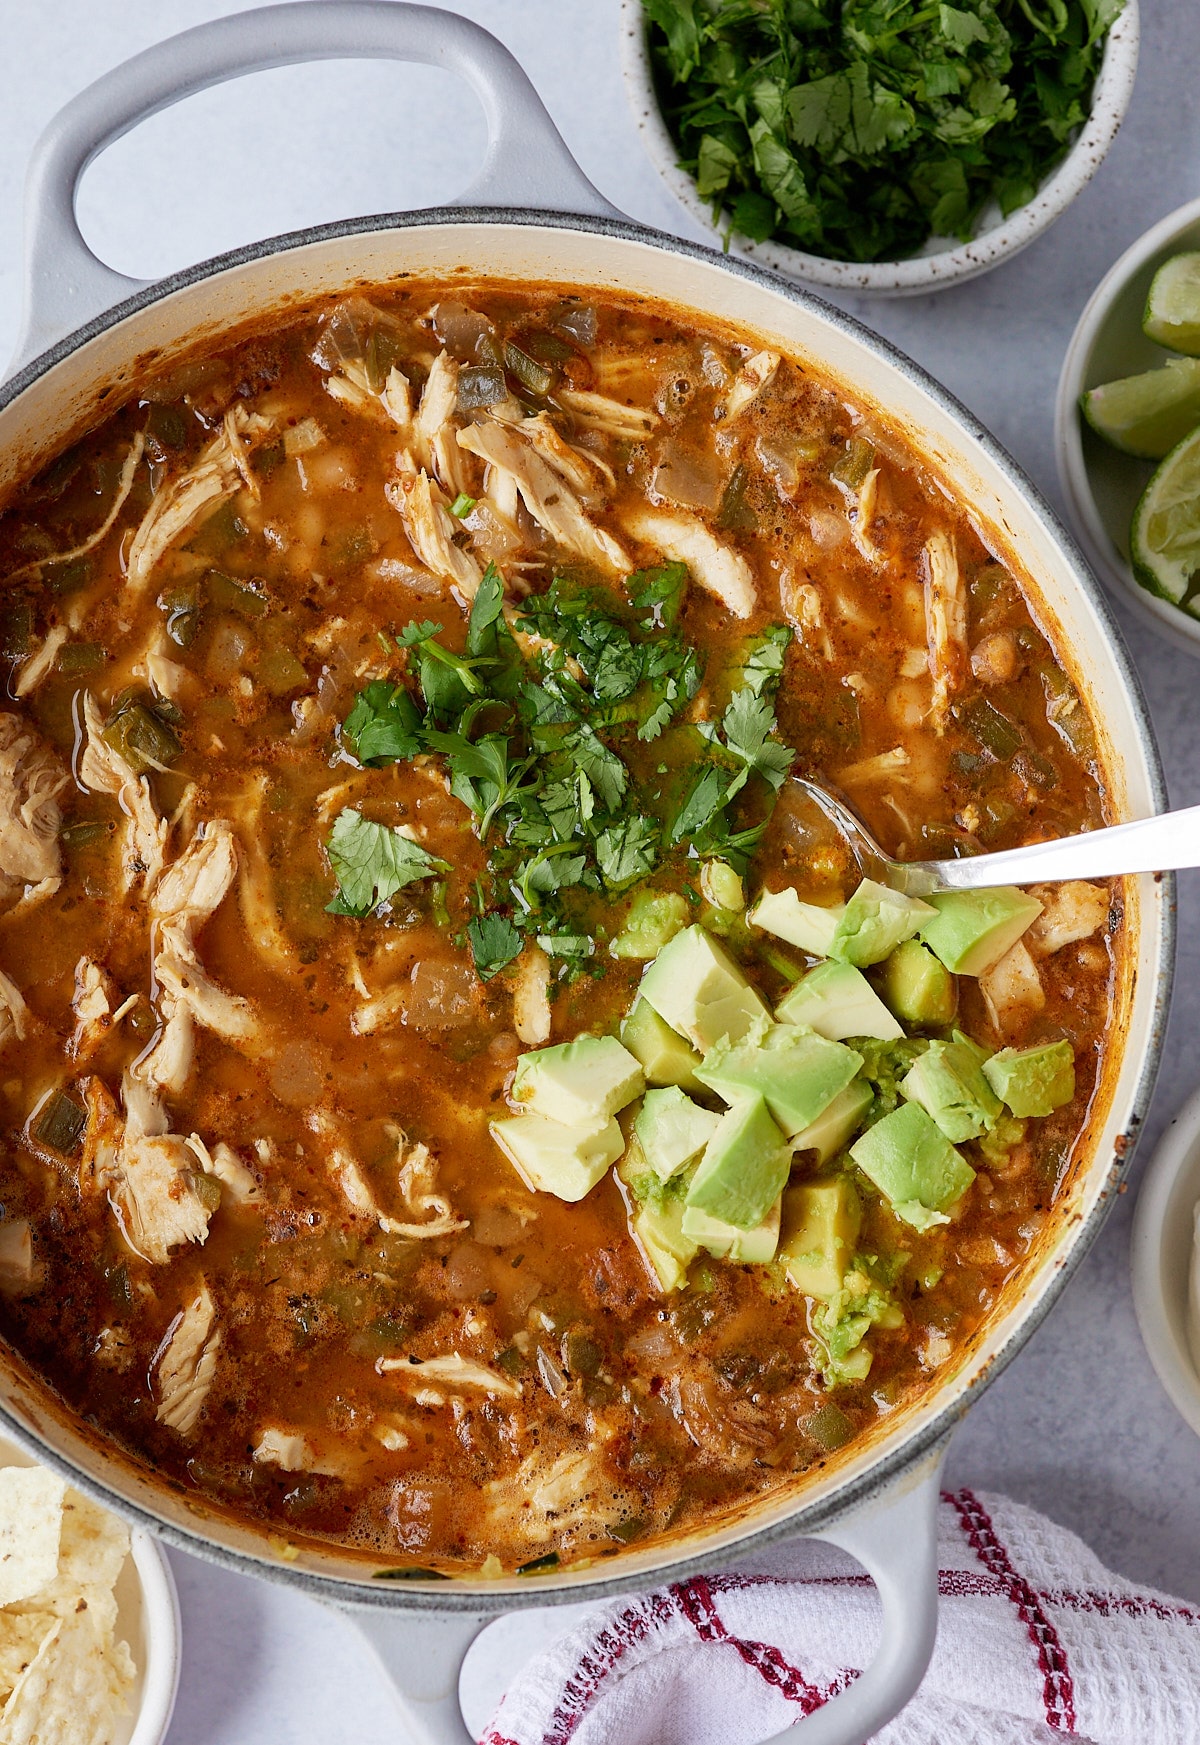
1,1,1198,1738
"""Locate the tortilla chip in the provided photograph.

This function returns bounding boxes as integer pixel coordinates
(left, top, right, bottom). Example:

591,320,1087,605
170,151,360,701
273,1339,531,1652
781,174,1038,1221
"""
8,1491,131,1640
0,1471,65,1607
0,1613,56,1708
0,1607,131,1745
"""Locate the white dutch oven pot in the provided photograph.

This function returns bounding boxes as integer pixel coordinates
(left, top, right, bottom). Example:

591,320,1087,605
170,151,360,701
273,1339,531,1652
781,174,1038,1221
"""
0,7,1172,1742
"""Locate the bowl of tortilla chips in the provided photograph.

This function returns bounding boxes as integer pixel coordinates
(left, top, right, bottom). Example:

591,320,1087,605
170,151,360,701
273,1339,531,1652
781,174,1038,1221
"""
0,1433,179,1745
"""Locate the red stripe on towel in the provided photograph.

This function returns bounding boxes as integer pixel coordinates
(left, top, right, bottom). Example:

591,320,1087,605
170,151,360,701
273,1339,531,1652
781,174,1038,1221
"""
673,1574,856,1716
536,1591,677,1744
952,1488,1077,1733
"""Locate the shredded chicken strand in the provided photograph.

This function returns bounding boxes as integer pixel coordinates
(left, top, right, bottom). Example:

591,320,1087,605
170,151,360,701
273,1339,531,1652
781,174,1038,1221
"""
0,967,29,1052
622,505,755,619
0,712,67,896
557,388,658,438
458,420,628,575
78,693,168,893
3,432,146,586
720,350,780,421
103,1072,215,1265
125,408,273,591
924,531,967,733
376,1352,520,1397
154,1283,220,1434
512,945,552,1047
385,462,482,597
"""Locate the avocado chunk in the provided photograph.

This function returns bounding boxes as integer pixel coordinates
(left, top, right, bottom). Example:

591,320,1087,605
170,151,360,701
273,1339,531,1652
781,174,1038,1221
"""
900,1035,1002,1143
638,924,770,1053
610,889,689,960
789,1077,873,1162
982,1040,1076,1117
849,1102,975,1232
776,959,903,1041
681,1195,782,1264
779,1177,862,1298
490,1111,624,1202
620,1000,705,1093
877,939,956,1027
685,1094,790,1230
918,886,1043,977
634,1087,721,1181
749,887,844,956
830,879,936,967
511,1034,644,1125
697,1021,863,1138
631,1195,698,1292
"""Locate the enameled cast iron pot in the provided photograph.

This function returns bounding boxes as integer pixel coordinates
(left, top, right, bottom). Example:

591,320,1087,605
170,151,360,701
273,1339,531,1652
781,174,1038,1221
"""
0,7,1173,1741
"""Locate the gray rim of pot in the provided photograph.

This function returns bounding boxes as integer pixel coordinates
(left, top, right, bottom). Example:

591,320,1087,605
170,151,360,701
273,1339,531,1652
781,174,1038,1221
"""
0,204,1175,1613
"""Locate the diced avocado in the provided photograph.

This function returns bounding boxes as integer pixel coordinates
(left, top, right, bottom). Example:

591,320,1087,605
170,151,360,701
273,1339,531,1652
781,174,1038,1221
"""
789,1077,873,1162
811,1271,903,1388
829,879,935,968
610,889,689,960
982,1040,1076,1117
749,887,844,956
681,1195,781,1264
634,1087,721,1182
490,1111,623,1201
620,1000,705,1094
918,886,1043,977
776,959,903,1041
638,924,770,1053
877,939,957,1027
697,1021,862,1138
900,1036,1002,1143
779,1177,862,1297
685,1094,790,1230
512,1034,644,1124
849,1102,975,1232
632,1194,698,1292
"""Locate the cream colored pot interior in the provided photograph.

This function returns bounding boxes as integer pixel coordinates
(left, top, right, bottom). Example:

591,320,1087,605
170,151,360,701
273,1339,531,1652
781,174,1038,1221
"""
0,220,1167,1599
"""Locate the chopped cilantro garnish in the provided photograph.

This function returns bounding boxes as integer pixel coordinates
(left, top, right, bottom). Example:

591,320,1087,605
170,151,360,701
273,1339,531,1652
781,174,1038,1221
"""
644,0,1125,263
325,809,450,916
330,564,794,978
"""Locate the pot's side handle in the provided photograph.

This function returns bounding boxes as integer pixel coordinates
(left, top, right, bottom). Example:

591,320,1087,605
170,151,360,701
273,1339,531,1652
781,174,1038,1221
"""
350,1606,485,1745
11,0,618,376
761,1439,947,1745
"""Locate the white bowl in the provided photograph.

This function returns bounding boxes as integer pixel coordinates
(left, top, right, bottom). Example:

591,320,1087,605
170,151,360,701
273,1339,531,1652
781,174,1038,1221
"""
1056,196,1200,658
0,1432,180,1745
1131,1089,1200,1443
619,0,1139,298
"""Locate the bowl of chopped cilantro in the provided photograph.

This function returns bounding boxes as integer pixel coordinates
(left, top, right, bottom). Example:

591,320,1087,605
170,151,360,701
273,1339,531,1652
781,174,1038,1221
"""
622,0,1138,295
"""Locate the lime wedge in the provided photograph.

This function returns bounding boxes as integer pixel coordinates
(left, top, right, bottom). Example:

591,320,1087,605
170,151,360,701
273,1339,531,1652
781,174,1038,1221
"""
1081,357,1200,459
1131,425,1200,611
1144,252,1200,355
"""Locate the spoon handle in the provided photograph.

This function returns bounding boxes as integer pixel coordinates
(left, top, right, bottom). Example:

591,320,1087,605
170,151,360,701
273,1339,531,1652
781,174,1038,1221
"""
921,804,1200,890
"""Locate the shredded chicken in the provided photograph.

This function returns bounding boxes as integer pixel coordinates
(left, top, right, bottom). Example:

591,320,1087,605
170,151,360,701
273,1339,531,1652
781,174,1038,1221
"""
145,642,188,704
125,407,273,592
376,1352,521,1398
78,693,168,893
185,1134,261,1205
1027,881,1110,956
385,463,483,597
384,1135,468,1239
413,351,471,497
151,818,238,926
13,625,69,699
154,1283,220,1434
71,957,116,1061
557,388,658,438
979,940,1045,1037
720,350,780,421
519,412,614,491
0,711,68,894
484,1444,630,1541
622,505,755,618
512,945,552,1047
787,579,833,660
458,420,627,574
849,467,884,566
104,1073,216,1265
3,433,145,586
0,967,29,1056
924,531,967,732
836,746,911,785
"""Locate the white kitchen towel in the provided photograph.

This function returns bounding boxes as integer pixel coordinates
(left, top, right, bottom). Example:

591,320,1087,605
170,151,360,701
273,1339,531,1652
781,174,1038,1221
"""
480,1489,1200,1745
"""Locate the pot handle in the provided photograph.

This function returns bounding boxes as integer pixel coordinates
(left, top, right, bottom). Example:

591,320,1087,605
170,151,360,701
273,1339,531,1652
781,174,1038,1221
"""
344,1440,946,1743
761,1439,946,1745
11,0,619,375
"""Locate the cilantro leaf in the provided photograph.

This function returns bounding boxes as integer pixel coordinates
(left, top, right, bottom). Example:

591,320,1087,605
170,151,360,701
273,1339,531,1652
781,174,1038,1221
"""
595,816,659,890
627,561,689,629
326,809,449,916
468,914,524,980
671,766,728,842
341,680,422,765
722,689,795,791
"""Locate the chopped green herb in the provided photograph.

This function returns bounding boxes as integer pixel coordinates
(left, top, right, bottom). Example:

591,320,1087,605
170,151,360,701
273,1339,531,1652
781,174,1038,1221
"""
325,809,450,917
468,914,524,979
449,492,477,519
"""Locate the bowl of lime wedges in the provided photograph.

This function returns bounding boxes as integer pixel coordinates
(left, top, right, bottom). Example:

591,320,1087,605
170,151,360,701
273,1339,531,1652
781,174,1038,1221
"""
1057,199,1200,654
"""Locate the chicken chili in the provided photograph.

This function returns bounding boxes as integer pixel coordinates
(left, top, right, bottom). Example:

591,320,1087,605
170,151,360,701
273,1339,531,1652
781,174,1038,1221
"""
0,285,1117,1574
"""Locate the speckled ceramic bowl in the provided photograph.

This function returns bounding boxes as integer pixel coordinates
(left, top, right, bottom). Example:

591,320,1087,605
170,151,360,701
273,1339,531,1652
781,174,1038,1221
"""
1056,196,1200,658
619,0,1140,298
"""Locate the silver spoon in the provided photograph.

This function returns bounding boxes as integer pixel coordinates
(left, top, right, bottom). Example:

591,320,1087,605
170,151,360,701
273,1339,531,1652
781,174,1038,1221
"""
793,777,1196,898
